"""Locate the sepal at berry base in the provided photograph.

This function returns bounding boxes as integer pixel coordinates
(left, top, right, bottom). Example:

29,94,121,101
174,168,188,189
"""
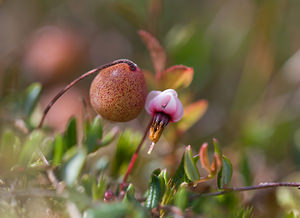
145,89,184,154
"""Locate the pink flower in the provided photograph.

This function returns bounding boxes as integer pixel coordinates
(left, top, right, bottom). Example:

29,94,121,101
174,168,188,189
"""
145,89,184,122
145,89,184,154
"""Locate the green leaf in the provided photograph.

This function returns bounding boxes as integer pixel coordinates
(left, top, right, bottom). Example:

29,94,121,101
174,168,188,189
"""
64,117,77,149
159,169,168,186
61,148,87,186
84,116,103,153
41,137,54,158
158,169,167,197
145,170,162,209
19,130,44,165
0,130,21,167
98,127,119,147
83,203,128,218
122,183,136,204
81,174,106,200
24,83,42,117
174,188,188,211
92,176,106,201
233,206,253,218
217,155,233,189
52,134,65,166
213,138,222,156
171,155,190,188
1,129,20,154
122,184,151,218
184,145,200,181
81,174,94,197
111,130,141,177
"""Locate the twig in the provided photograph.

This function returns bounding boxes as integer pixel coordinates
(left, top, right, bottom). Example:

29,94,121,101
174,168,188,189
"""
38,150,64,193
190,182,300,200
37,59,138,129
121,118,153,186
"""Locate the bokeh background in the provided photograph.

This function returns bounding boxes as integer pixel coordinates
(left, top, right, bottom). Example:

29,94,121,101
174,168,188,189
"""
1,0,300,217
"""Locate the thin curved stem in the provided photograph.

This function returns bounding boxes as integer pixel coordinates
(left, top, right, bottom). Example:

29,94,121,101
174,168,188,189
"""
190,182,300,200
122,118,153,185
37,59,138,129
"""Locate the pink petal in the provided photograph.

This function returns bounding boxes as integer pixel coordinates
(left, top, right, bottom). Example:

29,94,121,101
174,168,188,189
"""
172,98,184,122
145,89,184,123
145,90,161,115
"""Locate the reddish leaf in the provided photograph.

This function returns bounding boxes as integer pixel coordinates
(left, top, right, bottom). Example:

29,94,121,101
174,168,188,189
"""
199,143,211,173
138,30,167,75
177,100,208,134
158,65,194,90
143,70,156,88
210,153,222,175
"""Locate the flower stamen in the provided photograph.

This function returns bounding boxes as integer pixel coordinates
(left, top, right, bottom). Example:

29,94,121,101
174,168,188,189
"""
148,112,170,154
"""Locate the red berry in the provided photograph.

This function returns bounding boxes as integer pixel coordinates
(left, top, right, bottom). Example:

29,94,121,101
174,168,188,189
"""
89,63,147,122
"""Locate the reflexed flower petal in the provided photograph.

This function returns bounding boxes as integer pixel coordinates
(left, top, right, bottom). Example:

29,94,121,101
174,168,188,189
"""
145,89,184,122
145,90,161,115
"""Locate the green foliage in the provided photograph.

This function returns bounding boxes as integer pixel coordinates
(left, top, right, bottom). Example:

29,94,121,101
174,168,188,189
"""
183,145,200,181
174,187,188,211
4,2,300,212
64,117,77,149
24,83,42,118
217,155,233,189
83,203,128,218
233,207,253,218
52,134,64,166
0,82,239,218
145,169,164,209
84,116,103,153
170,156,190,188
19,130,44,166
1,129,20,156
111,129,141,177
61,148,87,186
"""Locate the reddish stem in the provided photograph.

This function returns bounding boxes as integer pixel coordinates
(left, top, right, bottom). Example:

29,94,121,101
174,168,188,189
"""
122,118,153,186
37,59,138,129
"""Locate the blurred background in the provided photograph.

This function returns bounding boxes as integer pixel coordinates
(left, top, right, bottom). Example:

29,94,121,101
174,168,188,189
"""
1,0,300,216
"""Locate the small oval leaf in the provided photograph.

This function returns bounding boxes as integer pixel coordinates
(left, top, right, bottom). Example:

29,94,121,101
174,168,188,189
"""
145,170,162,209
64,117,77,149
199,143,211,173
84,116,103,153
184,145,200,181
83,203,128,218
24,83,42,117
158,65,194,90
52,134,65,166
61,148,87,186
19,130,44,165
174,187,188,211
177,100,208,134
138,30,167,75
217,155,233,189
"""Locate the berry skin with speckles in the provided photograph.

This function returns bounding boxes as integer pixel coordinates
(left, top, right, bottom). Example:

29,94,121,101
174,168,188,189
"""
89,63,147,122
